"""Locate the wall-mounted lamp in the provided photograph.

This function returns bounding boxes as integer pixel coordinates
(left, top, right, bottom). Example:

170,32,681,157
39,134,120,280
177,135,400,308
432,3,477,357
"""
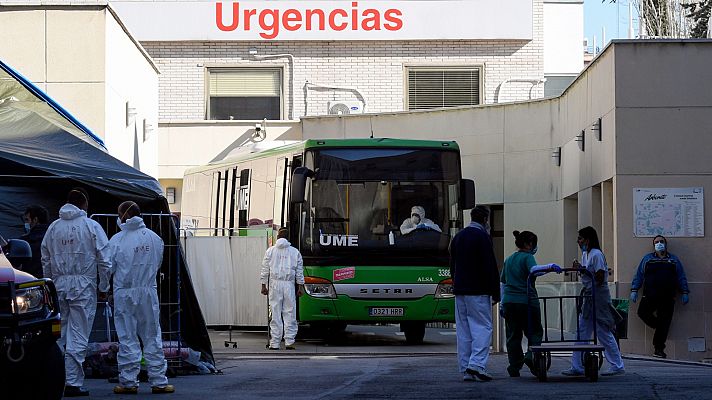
126,101,137,127
591,117,602,141
576,129,585,151
551,147,562,166
143,119,154,142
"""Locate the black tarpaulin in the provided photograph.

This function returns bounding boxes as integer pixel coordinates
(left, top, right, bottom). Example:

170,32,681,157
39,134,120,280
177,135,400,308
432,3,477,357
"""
0,59,213,365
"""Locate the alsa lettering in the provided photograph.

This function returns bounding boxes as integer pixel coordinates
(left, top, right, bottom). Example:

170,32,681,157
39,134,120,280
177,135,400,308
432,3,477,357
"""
417,277,433,282
320,234,358,247
216,2,404,39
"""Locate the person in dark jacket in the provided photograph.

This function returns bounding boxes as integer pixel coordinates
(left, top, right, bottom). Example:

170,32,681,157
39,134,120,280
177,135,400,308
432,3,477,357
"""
630,235,689,358
449,205,500,382
18,205,50,278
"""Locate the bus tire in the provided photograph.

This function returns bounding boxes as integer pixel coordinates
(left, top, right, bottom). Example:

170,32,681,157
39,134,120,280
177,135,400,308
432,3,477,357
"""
401,322,426,345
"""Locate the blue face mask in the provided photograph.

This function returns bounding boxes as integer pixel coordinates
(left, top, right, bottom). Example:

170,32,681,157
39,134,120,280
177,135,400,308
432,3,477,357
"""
24,223,31,233
530,246,538,255
580,244,587,252
117,217,123,227
654,242,666,252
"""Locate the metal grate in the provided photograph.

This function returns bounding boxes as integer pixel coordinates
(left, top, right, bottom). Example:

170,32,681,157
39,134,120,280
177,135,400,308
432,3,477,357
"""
407,67,481,110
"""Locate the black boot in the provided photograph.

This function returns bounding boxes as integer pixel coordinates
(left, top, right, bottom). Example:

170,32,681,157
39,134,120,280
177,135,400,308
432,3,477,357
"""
64,386,90,397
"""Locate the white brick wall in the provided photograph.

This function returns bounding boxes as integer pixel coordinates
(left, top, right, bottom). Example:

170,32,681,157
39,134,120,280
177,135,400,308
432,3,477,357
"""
142,0,544,121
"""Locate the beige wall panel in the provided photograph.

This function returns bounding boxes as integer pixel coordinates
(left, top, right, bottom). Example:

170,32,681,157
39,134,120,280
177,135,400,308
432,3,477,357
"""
158,122,302,179
503,201,565,269
0,10,46,82
615,42,712,109
462,153,503,205
46,9,105,82
45,82,105,138
589,110,616,184
504,149,559,203
503,101,554,153
560,140,581,198
456,133,504,156
586,48,615,122
616,107,712,175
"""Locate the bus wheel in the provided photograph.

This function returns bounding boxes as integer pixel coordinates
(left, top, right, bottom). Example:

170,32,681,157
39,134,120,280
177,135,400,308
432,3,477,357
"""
401,322,426,345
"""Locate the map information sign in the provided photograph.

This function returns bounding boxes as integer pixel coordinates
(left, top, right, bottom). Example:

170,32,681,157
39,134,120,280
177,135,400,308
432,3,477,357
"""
634,187,704,237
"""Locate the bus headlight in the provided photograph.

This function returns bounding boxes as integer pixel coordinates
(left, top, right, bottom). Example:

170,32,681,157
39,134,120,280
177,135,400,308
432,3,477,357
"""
304,276,337,299
13,287,46,314
434,279,455,299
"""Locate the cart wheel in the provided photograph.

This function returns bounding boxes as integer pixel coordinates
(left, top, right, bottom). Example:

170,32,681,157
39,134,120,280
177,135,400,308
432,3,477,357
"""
535,353,548,382
545,352,552,371
587,354,599,382
224,342,229,348
233,344,238,349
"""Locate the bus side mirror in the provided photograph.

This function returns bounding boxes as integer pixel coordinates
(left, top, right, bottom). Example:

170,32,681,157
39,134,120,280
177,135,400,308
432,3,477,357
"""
460,179,475,210
290,167,314,204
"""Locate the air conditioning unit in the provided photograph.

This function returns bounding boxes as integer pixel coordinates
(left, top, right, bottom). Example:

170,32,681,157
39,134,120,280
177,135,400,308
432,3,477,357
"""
327,101,364,115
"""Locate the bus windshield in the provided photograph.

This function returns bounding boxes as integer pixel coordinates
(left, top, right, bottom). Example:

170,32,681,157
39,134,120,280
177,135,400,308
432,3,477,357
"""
297,148,462,265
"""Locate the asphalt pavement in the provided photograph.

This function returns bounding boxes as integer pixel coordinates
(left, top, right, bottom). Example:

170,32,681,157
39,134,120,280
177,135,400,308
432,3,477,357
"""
82,325,712,399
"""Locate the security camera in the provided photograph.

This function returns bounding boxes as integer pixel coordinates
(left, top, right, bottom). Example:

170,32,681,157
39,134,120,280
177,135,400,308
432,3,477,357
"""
255,123,262,133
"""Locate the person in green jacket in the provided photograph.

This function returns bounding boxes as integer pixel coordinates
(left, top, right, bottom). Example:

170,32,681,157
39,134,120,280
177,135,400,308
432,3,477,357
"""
500,230,561,377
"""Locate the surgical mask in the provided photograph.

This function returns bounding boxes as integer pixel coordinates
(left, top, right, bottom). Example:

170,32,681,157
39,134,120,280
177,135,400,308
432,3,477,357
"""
580,244,587,252
116,217,123,227
654,242,666,252
23,223,31,233
530,246,538,255
412,215,421,225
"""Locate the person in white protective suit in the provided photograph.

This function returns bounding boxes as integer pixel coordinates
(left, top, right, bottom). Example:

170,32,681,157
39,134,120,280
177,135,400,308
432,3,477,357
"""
41,188,111,397
109,201,175,395
260,228,305,350
400,205,442,235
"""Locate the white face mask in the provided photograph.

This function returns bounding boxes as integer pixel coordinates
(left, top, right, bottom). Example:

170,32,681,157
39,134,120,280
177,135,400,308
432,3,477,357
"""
117,217,123,227
654,242,666,252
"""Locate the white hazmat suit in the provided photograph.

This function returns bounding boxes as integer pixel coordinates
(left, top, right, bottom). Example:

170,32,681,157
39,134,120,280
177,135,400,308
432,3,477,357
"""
260,238,304,348
108,216,168,389
41,203,111,388
400,206,442,235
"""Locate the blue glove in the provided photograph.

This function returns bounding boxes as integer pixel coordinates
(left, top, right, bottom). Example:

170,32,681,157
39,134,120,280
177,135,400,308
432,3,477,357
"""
630,291,638,303
549,263,562,273
682,294,689,305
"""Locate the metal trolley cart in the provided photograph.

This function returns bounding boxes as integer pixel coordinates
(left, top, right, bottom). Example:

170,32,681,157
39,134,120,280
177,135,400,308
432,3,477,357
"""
526,268,604,382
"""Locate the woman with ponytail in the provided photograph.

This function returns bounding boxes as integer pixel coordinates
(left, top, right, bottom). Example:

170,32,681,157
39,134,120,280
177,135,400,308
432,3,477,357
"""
500,230,561,378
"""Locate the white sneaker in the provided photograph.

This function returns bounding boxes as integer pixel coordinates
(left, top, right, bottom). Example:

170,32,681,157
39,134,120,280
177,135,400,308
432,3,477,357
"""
561,368,584,376
466,368,493,382
601,368,625,376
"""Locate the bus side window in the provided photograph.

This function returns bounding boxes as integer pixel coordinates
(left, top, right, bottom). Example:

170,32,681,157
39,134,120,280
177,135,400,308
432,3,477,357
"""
237,168,250,228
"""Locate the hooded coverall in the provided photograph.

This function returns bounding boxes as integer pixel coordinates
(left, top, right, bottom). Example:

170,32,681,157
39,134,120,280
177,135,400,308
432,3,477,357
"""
109,216,168,389
260,238,304,348
41,203,111,388
400,205,442,235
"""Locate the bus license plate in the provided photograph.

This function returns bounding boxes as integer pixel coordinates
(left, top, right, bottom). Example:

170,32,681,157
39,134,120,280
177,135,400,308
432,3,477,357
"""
369,307,404,317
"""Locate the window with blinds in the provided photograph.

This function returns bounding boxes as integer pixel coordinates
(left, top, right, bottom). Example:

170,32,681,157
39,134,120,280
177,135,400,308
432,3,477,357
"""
406,67,482,110
207,68,282,120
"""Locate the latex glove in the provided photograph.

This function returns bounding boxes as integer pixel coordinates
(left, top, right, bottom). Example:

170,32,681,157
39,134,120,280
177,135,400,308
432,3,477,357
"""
682,293,689,305
499,304,505,319
531,263,562,275
630,291,638,303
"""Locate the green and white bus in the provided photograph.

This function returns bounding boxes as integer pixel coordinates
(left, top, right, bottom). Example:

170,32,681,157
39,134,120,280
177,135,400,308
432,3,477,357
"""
182,138,475,343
